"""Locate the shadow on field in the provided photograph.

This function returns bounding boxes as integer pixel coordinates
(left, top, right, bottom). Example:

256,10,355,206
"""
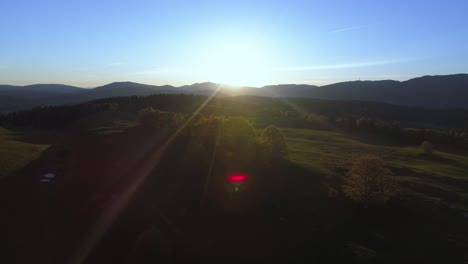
341,130,407,148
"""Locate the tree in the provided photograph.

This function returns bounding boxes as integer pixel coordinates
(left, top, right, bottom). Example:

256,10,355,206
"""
187,112,207,126
343,156,399,207
356,117,369,129
421,140,434,155
222,117,256,144
137,107,158,128
136,107,178,130
191,115,222,148
220,116,257,167
260,125,287,160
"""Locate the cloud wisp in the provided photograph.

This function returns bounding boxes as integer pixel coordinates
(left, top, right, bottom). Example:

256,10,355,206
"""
329,25,370,34
274,59,408,72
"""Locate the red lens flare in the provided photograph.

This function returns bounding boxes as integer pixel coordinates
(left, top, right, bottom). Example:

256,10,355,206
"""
228,174,248,182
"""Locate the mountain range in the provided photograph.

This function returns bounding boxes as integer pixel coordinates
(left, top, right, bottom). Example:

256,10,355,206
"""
1,74,467,112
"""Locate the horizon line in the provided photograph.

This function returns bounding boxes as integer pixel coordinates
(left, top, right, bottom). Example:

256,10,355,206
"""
1,73,467,89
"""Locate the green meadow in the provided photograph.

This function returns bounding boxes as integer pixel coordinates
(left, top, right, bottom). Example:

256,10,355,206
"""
283,127,468,210
0,127,49,179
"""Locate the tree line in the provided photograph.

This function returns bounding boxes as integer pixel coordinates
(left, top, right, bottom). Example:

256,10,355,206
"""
1,94,467,149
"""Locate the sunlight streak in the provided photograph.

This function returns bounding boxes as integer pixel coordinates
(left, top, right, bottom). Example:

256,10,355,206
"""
69,85,224,264
200,121,221,207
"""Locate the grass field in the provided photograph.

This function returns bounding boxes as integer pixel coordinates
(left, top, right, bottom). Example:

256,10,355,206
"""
0,112,138,181
1,120,466,263
282,127,468,210
2,120,467,210
0,127,49,179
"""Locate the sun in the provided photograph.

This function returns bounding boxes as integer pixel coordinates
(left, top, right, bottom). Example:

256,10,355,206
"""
198,37,273,87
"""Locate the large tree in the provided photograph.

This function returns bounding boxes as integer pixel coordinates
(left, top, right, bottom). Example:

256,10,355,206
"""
219,116,257,167
260,126,287,160
343,156,399,207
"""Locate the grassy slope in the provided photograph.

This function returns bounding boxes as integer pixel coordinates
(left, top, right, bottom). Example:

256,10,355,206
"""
283,127,468,209
0,127,49,179
0,111,136,181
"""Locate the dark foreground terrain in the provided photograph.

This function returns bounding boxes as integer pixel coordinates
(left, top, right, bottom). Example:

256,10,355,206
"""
0,94,467,263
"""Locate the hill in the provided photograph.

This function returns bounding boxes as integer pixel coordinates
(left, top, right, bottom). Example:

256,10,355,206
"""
313,74,468,107
56,82,178,105
1,74,468,112
0,84,85,112
0,84,84,94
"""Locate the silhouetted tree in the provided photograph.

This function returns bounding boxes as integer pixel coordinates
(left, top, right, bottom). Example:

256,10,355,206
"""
421,141,434,155
260,126,287,162
343,156,399,207
191,115,222,148
137,107,158,128
219,116,257,167
356,117,369,129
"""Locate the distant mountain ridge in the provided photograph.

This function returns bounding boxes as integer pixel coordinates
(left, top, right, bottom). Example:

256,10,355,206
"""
1,74,468,112
0,84,83,99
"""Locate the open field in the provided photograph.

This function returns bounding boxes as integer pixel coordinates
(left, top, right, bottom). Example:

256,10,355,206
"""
283,127,468,210
0,127,49,179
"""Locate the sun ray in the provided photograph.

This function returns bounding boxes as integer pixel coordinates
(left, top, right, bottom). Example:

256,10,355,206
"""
69,85,224,264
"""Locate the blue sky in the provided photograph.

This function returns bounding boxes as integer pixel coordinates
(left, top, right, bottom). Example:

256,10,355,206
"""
0,0,467,87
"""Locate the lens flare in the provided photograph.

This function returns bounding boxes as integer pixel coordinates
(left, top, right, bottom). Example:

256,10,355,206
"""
228,174,248,182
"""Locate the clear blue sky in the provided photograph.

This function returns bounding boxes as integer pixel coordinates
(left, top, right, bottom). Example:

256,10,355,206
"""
1,0,467,87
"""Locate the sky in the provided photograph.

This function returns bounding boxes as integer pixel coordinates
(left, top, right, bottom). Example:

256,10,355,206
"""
0,0,467,87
